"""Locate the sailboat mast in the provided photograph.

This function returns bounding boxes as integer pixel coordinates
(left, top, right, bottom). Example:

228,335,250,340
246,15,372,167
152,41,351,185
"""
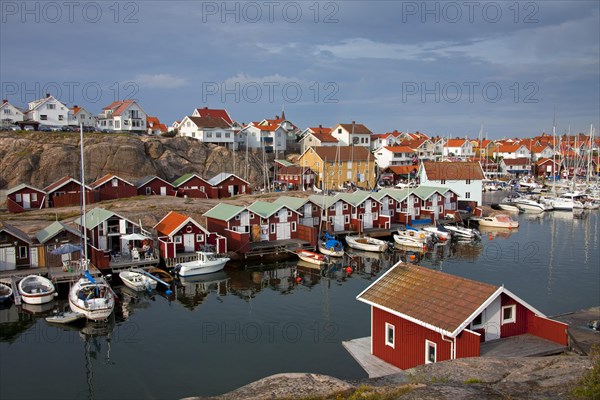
79,123,88,262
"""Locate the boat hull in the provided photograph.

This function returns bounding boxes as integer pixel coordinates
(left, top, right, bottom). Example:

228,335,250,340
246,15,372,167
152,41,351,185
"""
296,250,327,266
18,275,57,305
345,236,388,252
69,277,115,321
120,271,158,291
177,259,228,277
318,243,344,257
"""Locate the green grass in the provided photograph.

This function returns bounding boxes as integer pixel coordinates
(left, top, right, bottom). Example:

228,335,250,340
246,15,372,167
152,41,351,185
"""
571,345,600,399
464,378,483,384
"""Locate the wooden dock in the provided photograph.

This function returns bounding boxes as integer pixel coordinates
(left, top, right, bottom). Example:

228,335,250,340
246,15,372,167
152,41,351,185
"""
342,337,404,378
480,334,567,357
245,239,313,259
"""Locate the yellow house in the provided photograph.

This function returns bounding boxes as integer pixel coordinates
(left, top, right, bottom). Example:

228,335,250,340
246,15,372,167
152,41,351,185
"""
298,146,375,189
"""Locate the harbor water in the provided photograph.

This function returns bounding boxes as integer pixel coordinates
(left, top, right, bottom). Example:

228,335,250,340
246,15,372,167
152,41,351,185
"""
1,192,598,399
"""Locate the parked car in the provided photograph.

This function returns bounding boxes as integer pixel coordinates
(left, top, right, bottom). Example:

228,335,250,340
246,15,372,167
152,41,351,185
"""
61,125,75,132
38,124,52,132
23,125,35,131
1,125,20,131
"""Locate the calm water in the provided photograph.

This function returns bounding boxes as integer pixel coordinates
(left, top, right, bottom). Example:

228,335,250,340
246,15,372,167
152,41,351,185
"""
1,193,598,399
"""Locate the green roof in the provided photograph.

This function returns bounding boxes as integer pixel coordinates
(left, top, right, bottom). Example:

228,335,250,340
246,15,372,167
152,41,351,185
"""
307,194,335,208
74,208,116,229
7,183,43,195
36,221,81,244
203,203,245,221
374,188,411,202
275,159,295,167
272,196,308,210
246,201,286,218
333,191,380,207
411,185,445,200
171,173,205,187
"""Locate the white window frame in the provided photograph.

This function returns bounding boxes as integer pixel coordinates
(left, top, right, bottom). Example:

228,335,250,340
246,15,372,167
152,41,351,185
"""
425,340,436,364
145,187,152,195
385,322,395,348
344,215,350,224
343,203,348,210
235,214,240,220
15,193,22,202
174,236,182,244
291,222,297,232
196,234,204,242
270,224,275,234
501,304,516,324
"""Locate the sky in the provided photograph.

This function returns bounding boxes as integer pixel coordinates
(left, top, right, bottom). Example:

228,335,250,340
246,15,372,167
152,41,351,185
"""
1,0,598,139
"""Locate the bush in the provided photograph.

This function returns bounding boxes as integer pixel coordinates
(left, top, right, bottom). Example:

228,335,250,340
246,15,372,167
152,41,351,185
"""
571,345,600,399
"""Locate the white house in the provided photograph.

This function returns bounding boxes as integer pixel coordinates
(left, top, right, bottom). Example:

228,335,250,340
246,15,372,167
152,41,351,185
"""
331,122,372,147
374,146,417,169
418,161,485,207
178,115,234,148
25,94,69,126
529,145,555,162
69,105,97,128
237,120,290,153
500,158,532,176
371,131,402,151
399,138,436,162
298,126,338,153
0,100,24,127
443,138,475,158
97,100,147,133
494,144,531,160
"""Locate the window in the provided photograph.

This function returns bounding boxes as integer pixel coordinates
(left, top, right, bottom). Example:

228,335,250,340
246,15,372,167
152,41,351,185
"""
216,132,222,138
344,215,350,224
502,305,516,324
3,109,11,115
287,211,292,217
441,179,446,184
337,128,342,133
145,187,152,195
466,179,471,184
207,132,212,138
196,234,204,242
343,203,348,210
19,246,27,258
225,132,230,138
235,214,241,220
291,222,296,232
174,236,182,244
47,103,56,110
112,178,118,187
58,115,64,121
40,115,48,120
270,224,275,234
124,120,129,125
472,311,484,327
385,323,395,348
249,213,255,219
465,192,471,199
15,193,22,202
31,193,37,202
425,340,436,364
389,199,393,205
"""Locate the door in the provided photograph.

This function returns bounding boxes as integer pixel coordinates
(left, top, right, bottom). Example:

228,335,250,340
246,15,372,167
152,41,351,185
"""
29,247,39,267
484,297,501,341
0,247,16,271
183,234,195,252
228,185,234,197
276,223,291,240
240,211,249,231
432,195,439,219
278,209,288,223
260,225,269,241
22,193,31,209
363,200,373,229
160,186,167,196
408,196,416,219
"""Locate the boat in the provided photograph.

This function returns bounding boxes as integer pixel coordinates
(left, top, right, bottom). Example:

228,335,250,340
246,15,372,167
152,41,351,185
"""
45,311,85,324
393,234,427,250
514,196,550,213
69,124,115,321
345,235,388,252
518,176,542,191
148,267,174,284
295,249,329,266
396,226,431,242
422,224,452,241
318,232,344,257
173,251,230,277
0,282,12,303
443,224,481,240
496,194,522,213
18,275,57,305
119,270,158,291
477,214,519,229
551,192,586,211
69,272,116,321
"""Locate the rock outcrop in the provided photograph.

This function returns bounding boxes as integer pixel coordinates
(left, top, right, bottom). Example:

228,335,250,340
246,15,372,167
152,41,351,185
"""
0,132,269,189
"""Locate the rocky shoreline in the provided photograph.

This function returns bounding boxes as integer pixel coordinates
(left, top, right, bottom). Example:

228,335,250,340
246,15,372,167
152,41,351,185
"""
185,354,593,400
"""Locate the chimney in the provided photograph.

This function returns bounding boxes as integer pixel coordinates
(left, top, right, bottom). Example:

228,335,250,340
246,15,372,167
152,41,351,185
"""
204,106,208,110
352,120,356,124
46,93,51,98
74,105,78,108
2,99,7,104
319,124,322,128
276,115,279,119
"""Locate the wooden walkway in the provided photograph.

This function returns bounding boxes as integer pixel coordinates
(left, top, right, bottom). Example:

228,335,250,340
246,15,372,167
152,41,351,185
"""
342,337,404,378
480,334,567,357
553,306,600,355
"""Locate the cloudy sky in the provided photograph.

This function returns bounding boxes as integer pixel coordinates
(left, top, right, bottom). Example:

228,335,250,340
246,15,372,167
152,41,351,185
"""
1,1,598,138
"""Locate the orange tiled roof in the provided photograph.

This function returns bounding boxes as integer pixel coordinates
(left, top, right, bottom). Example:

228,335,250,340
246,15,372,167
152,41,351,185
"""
195,107,233,124
338,123,372,134
386,165,419,175
311,132,338,143
422,162,485,180
446,139,468,147
358,263,498,334
154,211,189,236
309,126,332,135
384,146,416,153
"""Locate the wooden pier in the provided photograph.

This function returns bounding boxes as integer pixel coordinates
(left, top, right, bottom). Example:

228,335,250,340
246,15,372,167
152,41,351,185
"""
342,337,403,378
244,239,313,259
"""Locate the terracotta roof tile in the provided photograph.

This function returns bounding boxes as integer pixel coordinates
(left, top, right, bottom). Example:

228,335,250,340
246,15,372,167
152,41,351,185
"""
358,263,498,334
154,211,188,236
189,116,231,129
338,123,372,134
195,107,233,124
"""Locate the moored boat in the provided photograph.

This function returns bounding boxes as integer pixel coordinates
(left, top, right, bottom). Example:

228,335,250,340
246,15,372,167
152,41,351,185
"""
345,235,388,253
18,275,57,305
318,232,344,257
295,249,328,266
422,224,451,241
0,282,13,303
174,251,229,277
393,234,427,250
443,224,481,240
69,272,115,321
477,214,519,229
119,270,158,291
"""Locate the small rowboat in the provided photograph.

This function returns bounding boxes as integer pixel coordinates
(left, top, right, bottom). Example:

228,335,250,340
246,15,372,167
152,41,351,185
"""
0,282,13,303
346,235,388,253
45,311,85,324
296,249,328,266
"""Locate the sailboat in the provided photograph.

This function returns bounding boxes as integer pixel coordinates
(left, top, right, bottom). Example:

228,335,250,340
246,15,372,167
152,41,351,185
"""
69,124,115,321
317,157,344,257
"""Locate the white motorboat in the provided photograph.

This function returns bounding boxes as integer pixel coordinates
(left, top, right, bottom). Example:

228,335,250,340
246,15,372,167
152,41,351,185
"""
477,214,519,229
18,275,57,305
393,234,427,250
551,192,586,211
69,272,115,321
514,197,549,213
318,232,344,257
295,249,328,267
0,282,12,303
119,270,158,291
174,251,230,277
396,226,430,243
422,225,452,241
45,311,85,324
443,224,481,240
497,194,522,212
518,177,542,191
345,235,388,252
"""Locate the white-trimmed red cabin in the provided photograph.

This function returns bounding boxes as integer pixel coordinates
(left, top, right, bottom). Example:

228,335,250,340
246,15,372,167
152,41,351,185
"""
6,184,46,213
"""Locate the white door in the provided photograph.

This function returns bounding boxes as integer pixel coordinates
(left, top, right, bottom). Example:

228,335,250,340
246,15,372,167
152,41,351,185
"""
363,212,373,229
432,196,439,219
382,198,389,215
303,203,311,218
160,186,167,196
183,234,195,252
228,185,234,196
0,247,16,271
484,297,501,341
23,193,31,209
408,196,416,219
260,225,269,241
99,236,107,250
276,223,291,240
240,211,249,230
278,209,288,223
29,247,39,267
